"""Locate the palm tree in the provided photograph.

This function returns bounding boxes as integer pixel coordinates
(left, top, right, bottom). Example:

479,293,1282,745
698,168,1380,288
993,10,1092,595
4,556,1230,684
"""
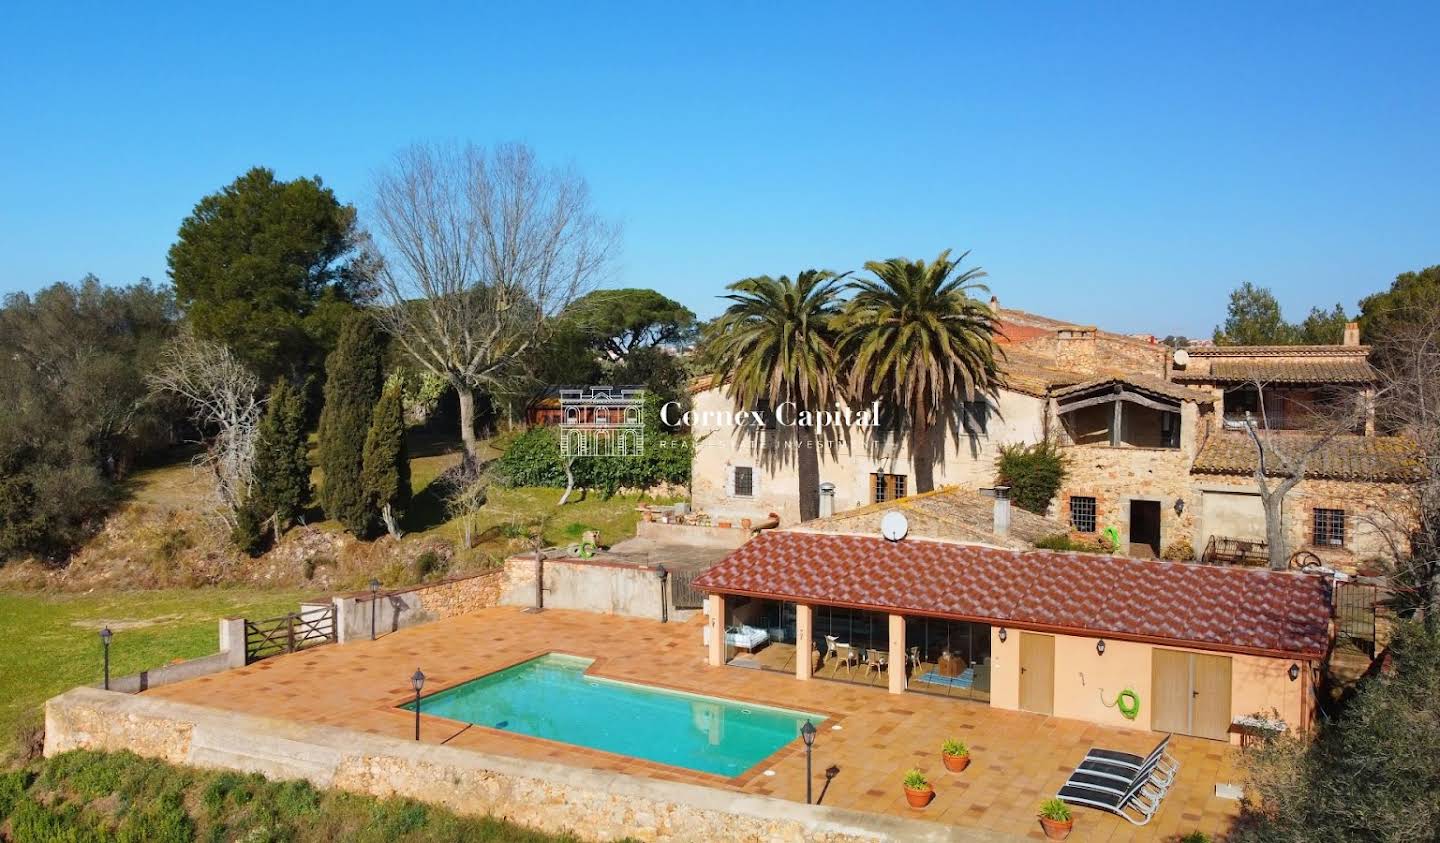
706,271,847,522
839,250,1000,493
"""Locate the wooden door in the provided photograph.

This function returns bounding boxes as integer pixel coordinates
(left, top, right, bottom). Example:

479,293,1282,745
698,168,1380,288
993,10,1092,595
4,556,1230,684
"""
1150,649,1233,740
1018,633,1055,715
1150,649,1192,734
1192,654,1233,741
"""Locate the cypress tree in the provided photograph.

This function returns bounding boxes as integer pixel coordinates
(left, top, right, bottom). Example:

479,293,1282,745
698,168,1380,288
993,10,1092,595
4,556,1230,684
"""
362,382,411,539
251,378,312,541
318,313,383,535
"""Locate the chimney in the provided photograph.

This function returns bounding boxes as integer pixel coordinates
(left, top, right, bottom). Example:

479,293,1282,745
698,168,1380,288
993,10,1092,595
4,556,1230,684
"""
989,295,1000,315
992,485,1011,537
1056,326,1098,373
818,482,836,518
1343,321,1360,347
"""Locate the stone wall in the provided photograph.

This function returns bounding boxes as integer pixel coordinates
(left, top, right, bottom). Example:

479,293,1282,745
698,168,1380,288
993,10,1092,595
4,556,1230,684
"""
45,688,990,843
338,570,503,642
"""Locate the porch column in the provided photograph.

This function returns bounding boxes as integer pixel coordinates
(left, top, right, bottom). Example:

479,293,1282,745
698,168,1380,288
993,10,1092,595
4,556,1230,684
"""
795,604,813,680
706,594,725,667
888,614,906,694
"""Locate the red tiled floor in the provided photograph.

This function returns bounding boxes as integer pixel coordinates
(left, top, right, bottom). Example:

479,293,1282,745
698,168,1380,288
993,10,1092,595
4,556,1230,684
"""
148,607,1242,840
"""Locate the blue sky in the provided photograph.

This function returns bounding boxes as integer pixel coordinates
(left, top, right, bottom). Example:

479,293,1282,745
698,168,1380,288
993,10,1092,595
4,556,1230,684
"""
2,3,1436,336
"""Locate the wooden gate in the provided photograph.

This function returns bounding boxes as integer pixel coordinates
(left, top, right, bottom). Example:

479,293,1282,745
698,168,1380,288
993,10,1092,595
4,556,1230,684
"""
670,568,708,610
244,607,336,664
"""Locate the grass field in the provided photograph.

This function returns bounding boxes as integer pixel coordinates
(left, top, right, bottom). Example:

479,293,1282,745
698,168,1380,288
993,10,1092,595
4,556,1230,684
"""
0,589,312,751
0,750,589,842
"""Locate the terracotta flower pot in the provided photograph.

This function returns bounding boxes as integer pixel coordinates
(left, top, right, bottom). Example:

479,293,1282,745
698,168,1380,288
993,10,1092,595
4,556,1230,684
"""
942,752,970,773
902,785,934,809
741,517,752,529
1039,816,1074,840
717,520,732,529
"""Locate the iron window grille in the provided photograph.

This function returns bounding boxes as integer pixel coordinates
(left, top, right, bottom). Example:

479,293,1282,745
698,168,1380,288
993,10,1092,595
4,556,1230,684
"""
1313,508,1346,547
1070,496,1097,533
733,466,754,497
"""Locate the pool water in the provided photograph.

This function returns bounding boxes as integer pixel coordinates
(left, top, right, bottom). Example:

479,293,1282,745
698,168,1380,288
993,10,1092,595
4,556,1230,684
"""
402,653,823,776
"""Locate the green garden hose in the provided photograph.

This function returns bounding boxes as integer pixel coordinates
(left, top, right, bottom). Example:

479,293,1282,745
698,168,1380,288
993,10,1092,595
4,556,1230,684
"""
577,541,596,558
1102,525,1121,552
1104,688,1141,720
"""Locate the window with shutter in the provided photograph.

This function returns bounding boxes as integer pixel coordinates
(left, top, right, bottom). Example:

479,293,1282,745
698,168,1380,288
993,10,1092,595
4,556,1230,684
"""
871,472,907,503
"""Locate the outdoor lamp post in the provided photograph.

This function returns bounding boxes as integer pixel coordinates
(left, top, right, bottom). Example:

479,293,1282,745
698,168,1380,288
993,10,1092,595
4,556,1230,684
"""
411,668,426,740
99,626,113,690
655,564,668,624
370,578,381,640
800,719,817,804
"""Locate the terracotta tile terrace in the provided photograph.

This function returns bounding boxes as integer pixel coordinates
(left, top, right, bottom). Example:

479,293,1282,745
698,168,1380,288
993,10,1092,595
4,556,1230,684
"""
147,607,1244,841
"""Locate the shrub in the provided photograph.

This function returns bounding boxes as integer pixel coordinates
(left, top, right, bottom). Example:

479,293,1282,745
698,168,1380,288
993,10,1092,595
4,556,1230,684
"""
1162,539,1195,561
1038,797,1072,821
941,738,968,757
412,551,444,581
995,440,1068,515
901,768,929,790
231,501,271,557
1034,533,1108,553
1179,833,1211,843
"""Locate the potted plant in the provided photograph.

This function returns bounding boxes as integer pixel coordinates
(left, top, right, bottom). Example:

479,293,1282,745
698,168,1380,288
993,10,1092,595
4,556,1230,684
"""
940,738,970,772
1038,798,1073,839
901,768,933,808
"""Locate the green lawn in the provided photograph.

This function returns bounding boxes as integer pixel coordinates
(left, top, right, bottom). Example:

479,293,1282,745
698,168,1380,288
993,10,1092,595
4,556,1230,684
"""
0,589,312,750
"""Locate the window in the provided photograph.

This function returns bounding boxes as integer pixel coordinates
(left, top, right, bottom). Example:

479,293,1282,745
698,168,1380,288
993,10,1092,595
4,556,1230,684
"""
732,466,754,497
872,472,907,503
1313,508,1346,547
1069,496,1097,532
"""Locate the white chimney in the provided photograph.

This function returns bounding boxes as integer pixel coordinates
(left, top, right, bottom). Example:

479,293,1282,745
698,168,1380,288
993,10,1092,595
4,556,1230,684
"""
993,485,1011,537
989,295,1000,315
1343,321,1360,347
818,482,836,518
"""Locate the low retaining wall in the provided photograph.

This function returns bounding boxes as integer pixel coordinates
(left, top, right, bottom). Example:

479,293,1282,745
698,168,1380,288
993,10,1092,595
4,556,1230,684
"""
635,520,751,549
501,555,667,619
44,688,1001,843
336,570,503,642
99,618,246,693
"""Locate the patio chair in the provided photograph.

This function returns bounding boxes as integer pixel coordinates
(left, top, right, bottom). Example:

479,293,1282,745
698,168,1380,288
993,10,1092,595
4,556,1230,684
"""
863,649,886,683
823,635,839,671
831,644,857,677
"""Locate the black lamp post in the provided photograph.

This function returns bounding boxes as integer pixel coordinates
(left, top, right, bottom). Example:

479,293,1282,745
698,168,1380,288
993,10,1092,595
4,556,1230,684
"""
411,668,426,740
370,578,381,640
800,719,817,804
655,564,668,624
99,626,113,690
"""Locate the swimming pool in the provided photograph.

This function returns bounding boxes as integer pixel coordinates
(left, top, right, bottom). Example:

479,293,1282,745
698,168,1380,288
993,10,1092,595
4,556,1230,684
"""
401,653,823,776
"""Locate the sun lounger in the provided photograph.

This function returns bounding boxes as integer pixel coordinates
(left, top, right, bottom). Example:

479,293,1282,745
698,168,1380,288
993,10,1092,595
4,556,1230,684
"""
1060,735,1177,826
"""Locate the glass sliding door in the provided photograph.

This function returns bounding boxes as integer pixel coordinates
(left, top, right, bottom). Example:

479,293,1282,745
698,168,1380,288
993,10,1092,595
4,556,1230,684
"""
904,617,992,702
813,606,894,689
722,598,799,674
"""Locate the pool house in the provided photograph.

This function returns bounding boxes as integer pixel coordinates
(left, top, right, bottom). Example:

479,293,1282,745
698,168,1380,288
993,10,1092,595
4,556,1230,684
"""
693,529,1332,742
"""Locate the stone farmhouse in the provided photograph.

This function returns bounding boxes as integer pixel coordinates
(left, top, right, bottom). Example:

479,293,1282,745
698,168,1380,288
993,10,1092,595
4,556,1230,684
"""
688,300,1418,570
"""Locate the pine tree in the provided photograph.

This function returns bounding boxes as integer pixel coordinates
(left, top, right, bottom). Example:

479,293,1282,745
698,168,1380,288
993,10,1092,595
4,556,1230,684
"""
251,378,311,541
362,382,411,539
318,313,384,535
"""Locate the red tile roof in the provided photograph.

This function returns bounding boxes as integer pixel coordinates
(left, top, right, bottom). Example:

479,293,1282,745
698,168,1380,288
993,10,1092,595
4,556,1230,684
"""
693,531,1332,659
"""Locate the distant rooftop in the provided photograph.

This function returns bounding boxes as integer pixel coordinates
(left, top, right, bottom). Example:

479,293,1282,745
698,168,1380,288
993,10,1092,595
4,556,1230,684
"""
790,485,1066,551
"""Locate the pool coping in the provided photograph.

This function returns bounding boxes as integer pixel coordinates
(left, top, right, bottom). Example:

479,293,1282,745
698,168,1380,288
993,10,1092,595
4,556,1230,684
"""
377,646,848,788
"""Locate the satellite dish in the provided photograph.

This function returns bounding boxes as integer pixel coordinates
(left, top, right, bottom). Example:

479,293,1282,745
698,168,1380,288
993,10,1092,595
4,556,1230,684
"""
881,511,909,542
1172,348,1190,368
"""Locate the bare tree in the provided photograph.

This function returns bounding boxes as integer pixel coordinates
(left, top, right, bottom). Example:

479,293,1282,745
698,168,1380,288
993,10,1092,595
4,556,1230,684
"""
368,142,617,461
442,460,491,549
1371,316,1440,619
147,331,263,525
1239,378,1368,570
